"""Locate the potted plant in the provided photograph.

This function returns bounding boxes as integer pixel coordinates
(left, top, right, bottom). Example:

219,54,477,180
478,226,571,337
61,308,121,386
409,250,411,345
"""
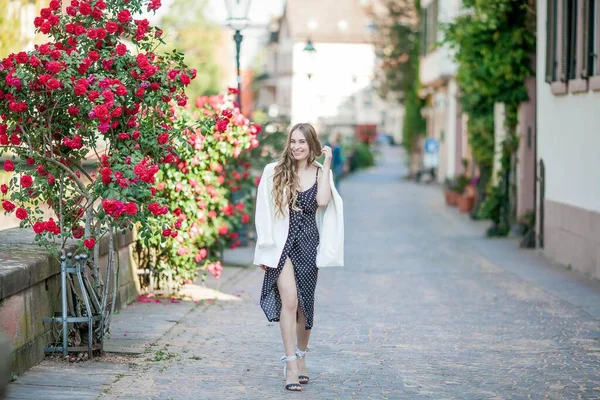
443,178,458,206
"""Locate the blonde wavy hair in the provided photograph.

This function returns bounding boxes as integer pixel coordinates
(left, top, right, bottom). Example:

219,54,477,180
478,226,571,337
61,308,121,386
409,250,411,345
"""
272,123,322,216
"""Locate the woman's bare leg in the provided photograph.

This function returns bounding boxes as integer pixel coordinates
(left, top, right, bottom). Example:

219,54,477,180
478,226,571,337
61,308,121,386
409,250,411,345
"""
277,258,300,388
296,308,311,379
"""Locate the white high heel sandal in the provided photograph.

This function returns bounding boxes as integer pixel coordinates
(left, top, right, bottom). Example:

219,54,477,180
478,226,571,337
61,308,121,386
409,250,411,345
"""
295,346,310,384
280,355,302,391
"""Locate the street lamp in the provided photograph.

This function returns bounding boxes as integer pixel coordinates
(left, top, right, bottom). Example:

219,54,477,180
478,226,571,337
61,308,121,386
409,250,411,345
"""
224,0,252,111
303,39,317,79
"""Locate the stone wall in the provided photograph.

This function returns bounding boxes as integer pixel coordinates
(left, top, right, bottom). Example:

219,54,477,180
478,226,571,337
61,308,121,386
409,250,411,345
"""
0,228,139,375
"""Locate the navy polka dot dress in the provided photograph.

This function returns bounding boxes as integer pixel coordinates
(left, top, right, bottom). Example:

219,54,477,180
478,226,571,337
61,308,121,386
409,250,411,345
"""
260,168,320,330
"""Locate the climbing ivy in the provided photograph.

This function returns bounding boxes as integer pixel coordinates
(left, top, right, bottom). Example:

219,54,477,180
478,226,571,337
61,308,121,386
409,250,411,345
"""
443,0,535,233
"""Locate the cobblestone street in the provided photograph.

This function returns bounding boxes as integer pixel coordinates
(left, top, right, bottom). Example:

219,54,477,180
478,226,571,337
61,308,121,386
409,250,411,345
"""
8,146,600,399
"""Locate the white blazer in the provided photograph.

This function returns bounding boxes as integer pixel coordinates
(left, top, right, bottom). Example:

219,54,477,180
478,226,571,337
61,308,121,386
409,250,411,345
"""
253,161,344,268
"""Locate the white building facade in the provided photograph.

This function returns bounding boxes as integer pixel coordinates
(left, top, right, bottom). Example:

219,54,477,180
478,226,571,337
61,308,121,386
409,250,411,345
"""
419,0,466,181
537,0,600,278
255,0,403,143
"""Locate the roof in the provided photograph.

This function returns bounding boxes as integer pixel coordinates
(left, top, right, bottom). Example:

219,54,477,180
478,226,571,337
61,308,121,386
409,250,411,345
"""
281,0,374,44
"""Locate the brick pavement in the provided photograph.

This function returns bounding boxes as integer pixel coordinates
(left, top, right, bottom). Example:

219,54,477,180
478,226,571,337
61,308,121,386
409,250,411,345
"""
7,145,600,399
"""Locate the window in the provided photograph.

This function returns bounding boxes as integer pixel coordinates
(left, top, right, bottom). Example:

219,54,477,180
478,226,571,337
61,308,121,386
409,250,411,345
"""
420,0,439,56
546,0,600,93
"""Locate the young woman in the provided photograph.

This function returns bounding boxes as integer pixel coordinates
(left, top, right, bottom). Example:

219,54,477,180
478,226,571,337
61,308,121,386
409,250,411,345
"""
253,123,344,391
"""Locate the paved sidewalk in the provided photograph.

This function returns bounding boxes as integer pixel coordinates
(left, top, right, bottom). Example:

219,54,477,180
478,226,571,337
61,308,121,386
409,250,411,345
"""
6,145,600,399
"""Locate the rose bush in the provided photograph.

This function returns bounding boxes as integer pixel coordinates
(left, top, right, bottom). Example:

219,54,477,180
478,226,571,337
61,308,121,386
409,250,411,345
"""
0,0,191,251
137,90,260,290
0,0,193,337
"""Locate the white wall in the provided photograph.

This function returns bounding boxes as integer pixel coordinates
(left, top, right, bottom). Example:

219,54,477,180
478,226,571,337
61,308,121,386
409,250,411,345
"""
537,0,600,213
445,79,458,177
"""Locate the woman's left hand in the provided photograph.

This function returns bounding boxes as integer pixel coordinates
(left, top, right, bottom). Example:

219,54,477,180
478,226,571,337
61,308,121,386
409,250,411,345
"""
321,146,332,166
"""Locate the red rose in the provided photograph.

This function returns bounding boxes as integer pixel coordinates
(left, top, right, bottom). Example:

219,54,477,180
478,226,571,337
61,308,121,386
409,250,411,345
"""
20,175,33,188
125,202,138,215
218,224,229,235
3,160,14,172
45,218,60,234
180,73,191,85
157,133,169,145
241,213,250,224
46,61,61,74
88,50,100,61
111,107,123,118
250,124,262,135
47,78,60,90
84,238,96,249
162,228,171,237
116,44,127,56
148,0,162,10
94,105,109,120
15,207,27,220
2,200,15,212
0,184,7,194
106,21,118,33
68,106,80,116
16,52,28,64
49,0,60,10
79,3,92,15
117,10,131,24
72,226,84,239
33,221,45,234
74,84,87,96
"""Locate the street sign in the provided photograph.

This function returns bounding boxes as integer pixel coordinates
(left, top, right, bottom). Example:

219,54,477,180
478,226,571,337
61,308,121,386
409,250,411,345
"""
423,137,439,169
424,137,440,154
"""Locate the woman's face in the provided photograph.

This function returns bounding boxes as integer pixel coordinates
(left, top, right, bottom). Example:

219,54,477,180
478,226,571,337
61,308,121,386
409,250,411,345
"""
290,129,310,162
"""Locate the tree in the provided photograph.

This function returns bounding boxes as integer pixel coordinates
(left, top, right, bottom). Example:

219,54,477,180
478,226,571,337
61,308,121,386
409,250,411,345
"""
159,0,225,100
367,0,426,158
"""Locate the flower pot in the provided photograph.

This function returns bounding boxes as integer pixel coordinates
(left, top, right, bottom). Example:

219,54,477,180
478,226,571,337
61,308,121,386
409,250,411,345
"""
465,185,476,198
446,191,459,206
444,190,453,205
458,194,475,213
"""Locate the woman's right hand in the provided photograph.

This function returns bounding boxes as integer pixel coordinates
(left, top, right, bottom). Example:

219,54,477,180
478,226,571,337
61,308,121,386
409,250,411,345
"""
260,264,268,271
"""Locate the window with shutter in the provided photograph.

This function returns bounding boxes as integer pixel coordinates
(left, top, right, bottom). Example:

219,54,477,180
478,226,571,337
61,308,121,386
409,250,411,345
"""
549,0,569,93
548,0,600,92
420,7,427,56
432,0,438,51
567,0,578,81
589,0,597,75
546,0,557,82
589,0,600,89
581,0,590,77
570,0,590,91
